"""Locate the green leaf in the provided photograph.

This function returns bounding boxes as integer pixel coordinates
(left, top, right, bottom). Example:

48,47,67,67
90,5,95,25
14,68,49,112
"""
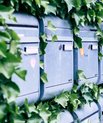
54,92,69,108
74,35,82,48
0,41,7,58
1,82,20,103
0,62,14,79
10,41,18,54
0,103,7,120
41,72,48,83
40,34,48,55
22,0,33,6
7,29,20,40
69,93,81,110
98,52,103,60
0,31,11,41
64,0,81,12
52,35,58,42
47,21,56,31
37,103,51,123
0,5,14,16
40,61,44,69
27,113,43,123
28,104,38,114
35,0,41,7
15,69,27,81
14,115,25,123
44,5,56,15
78,70,87,81
73,13,80,26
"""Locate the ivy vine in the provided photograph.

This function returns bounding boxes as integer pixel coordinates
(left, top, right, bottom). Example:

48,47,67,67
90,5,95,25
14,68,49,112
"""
0,0,103,123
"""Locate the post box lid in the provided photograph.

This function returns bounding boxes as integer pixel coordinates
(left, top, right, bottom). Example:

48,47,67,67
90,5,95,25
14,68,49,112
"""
6,13,39,27
43,15,71,29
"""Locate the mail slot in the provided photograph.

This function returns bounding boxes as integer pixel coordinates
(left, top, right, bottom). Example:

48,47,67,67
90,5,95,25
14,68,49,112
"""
39,16,73,100
74,29,99,85
8,13,40,104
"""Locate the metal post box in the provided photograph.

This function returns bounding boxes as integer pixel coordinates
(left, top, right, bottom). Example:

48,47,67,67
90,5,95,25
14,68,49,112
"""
74,102,100,123
100,46,103,84
39,16,73,100
74,29,99,85
57,110,74,123
7,13,40,104
99,96,103,122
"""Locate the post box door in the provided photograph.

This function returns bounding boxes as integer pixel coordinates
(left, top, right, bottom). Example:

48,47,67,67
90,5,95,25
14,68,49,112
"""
12,43,40,103
78,42,98,83
42,41,73,99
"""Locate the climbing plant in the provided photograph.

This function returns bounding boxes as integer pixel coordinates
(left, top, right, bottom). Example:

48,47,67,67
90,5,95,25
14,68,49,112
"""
0,0,103,123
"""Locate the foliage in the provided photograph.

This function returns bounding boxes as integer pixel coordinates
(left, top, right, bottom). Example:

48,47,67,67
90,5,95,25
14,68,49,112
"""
0,0,103,123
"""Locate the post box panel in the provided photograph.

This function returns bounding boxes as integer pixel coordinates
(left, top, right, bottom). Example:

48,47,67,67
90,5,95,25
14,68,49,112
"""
6,13,39,27
75,102,99,122
12,43,40,104
43,16,71,29
40,17,73,100
57,110,74,123
76,30,98,84
42,41,73,100
101,46,103,83
78,42,98,84
10,14,40,104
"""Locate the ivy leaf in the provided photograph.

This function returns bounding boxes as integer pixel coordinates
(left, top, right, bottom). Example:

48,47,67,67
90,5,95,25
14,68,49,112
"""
52,35,58,42
64,0,81,11
28,104,38,114
0,103,7,120
35,0,41,7
100,87,103,95
49,112,59,123
99,52,103,60
15,68,27,81
40,60,44,69
7,29,20,40
37,103,51,123
74,35,82,48
41,1,49,8
1,82,20,103
27,113,43,123
82,93,93,103
54,92,69,108
0,62,14,79
0,41,7,58
78,70,87,81
14,115,25,123
44,5,56,15
69,93,81,110
73,13,80,26
83,0,96,8
64,0,73,12
10,41,18,54
0,5,14,16
0,31,11,41
21,0,33,7
41,72,48,83
40,34,47,55
47,21,56,31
